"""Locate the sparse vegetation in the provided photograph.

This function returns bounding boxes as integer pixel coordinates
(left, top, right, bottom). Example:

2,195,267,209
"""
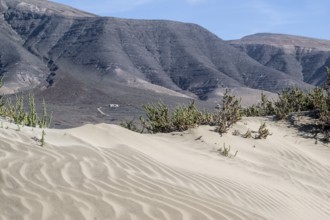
243,92,274,117
320,66,330,142
138,91,242,134
214,89,242,135
0,94,52,128
243,87,328,120
217,143,238,158
256,122,270,139
242,129,252,139
171,101,204,132
40,130,46,147
140,100,213,133
0,78,52,130
140,101,172,133
120,119,141,133
121,67,330,144
232,129,240,136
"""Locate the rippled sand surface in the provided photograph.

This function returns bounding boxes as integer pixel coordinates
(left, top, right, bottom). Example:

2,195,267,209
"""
1,117,330,220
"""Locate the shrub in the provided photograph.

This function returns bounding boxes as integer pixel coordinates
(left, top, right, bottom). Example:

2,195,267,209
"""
140,101,172,133
232,129,240,136
171,101,202,131
242,87,328,120
243,92,275,117
256,122,270,139
120,119,141,133
273,87,307,119
0,93,51,128
140,100,208,133
28,94,38,127
306,87,327,111
40,130,46,147
320,66,330,141
214,90,242,135
138,92,243,134
242,129,252,138
217,143,238,158
198,110,215,125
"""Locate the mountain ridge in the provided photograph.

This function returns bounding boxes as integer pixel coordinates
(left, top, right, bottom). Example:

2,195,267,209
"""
0,0,326,126
230,33,330,86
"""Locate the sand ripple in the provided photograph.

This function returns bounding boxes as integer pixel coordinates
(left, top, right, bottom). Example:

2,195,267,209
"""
0,119,330,220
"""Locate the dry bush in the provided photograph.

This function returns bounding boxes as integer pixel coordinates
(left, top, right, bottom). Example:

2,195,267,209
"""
0,82,51,128
243,93,274,117
172,101,204,131
242,129,252,138
232,129,241,136
140,101,172,133
214,90,242,135
217,143,238,158
140,101,211,133
120,119,141,133
320,66,330,141
255,122,270,139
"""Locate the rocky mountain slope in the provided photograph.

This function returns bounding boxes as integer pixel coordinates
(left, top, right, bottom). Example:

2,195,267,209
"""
229,33,330,86
0,0,325,126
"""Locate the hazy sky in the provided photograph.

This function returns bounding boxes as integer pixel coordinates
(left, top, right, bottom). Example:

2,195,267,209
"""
51,0,329,40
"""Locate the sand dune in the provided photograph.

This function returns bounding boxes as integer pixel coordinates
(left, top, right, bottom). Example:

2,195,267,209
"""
0,117,330,220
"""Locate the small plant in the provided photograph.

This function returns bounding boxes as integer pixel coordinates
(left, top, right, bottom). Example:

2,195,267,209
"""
40,130,46,147
199,110,215,125
140,100,212,133
171,101,202,131
28,94,38,127
320,66,330,141
232,129,240,136
217,143,238,158
40,98,51,128
215,90,242,135
243,92,275,117
0,93,51,128
256,122,270,139
120,119,141,133
242,129,252,138
140,101,172,133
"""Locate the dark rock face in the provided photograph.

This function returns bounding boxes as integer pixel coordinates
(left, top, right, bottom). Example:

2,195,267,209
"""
229,33,330,87
0,1,323,126
0,1,311,96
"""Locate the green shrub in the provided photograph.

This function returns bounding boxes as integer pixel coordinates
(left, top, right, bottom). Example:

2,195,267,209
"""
139,100,215,133
242,129,252,138
217,143,238,158
198,110,215,125
306,88,327,111
120,119,141,133
243,93,275,117
243,87,328,120
0,93,51,128
273,87,306,119
320,66,330,141
140,101,205,133
172,101,203,131
140,101,173,133
256,122,270,139
138,92,243,134
214,90,242,135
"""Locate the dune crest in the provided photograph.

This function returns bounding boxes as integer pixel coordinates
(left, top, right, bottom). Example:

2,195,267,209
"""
0,117,330,220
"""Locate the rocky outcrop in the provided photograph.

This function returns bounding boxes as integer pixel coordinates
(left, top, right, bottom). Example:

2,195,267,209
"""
229,33,330,86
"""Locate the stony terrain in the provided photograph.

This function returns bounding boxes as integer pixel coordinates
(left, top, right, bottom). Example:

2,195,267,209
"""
230,33,330,86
